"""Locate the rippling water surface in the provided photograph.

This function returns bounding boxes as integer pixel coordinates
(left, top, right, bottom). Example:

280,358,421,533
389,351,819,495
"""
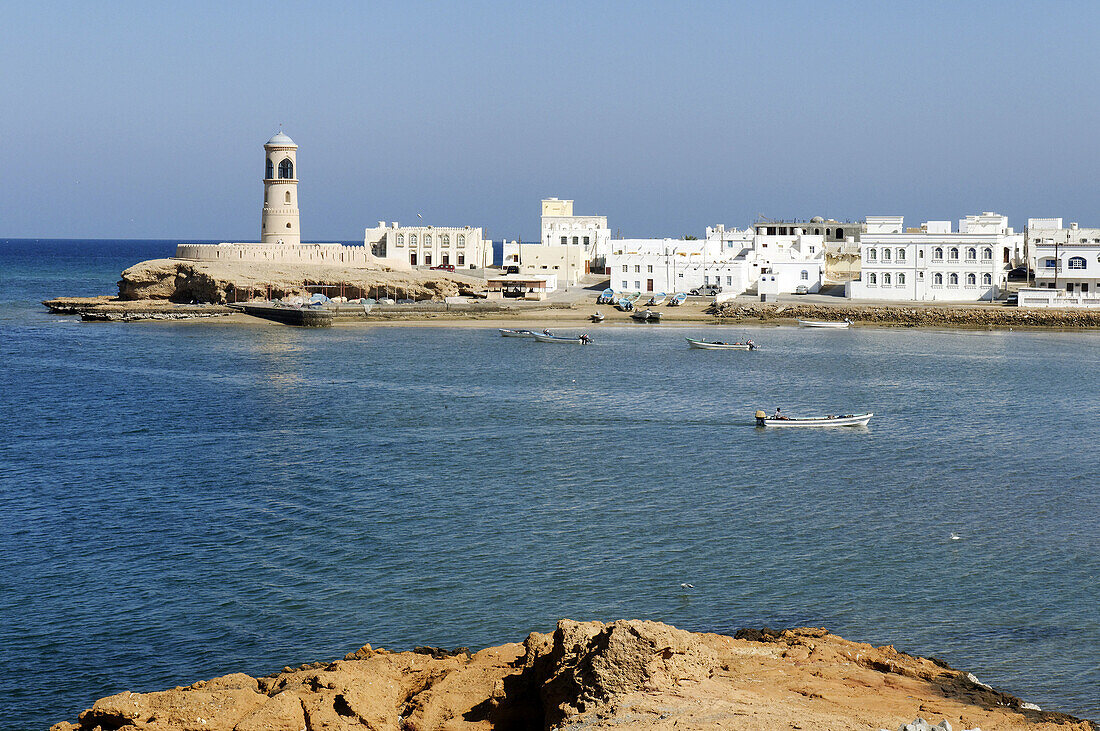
1,240,1098,729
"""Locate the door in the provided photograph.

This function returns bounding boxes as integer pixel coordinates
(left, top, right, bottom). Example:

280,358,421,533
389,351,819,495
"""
442,254,449,266
410,252,417,266
425,253,432,266
647,279,654,292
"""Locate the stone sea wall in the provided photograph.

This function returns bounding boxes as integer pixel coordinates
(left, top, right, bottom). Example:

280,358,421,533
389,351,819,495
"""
710,301,1100,328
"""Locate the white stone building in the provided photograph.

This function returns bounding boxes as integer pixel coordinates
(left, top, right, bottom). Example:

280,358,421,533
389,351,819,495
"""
364,222,492,269
1018,218,1100,307
540,198,611,269
604,226,824,296
846,213,1021,302
501,242,585,287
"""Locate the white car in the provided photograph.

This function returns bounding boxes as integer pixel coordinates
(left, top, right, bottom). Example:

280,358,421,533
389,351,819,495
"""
795,285,809,295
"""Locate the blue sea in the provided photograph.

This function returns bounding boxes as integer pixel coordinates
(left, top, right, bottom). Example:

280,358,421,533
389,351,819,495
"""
1,239,1098,729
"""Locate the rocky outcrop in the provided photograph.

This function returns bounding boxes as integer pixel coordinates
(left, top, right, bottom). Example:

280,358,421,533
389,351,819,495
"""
710,301,1100,328
117,258,485,303
50,620,1094,731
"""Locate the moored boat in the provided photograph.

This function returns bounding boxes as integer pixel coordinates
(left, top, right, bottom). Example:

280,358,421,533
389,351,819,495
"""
798,318,851,328
754,410,872,427
645,293,668,306
630,309,662,322
589,312,605,323
686,337,756,350
668,292,688,306
499,328,534,337
532,332,593,345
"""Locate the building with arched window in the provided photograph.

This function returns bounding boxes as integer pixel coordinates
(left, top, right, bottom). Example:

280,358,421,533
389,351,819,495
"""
1020,218,1100,307
847,213,1021,301
365,222,492,269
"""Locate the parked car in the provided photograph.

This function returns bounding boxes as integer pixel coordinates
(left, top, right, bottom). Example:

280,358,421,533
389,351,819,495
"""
795,285,809,295
1006,293,1019,306
689,285,721,296
396,298,415,304
429,264,456,272
1007,266,1033,281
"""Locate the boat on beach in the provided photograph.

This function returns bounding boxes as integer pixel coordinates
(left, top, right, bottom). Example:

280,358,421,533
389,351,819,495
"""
798,318,851,328
754,410,872,427
499,328,534,337
686,337,756,350
532,331,593,344
645,293,668,306
667,292,688,306
589,312,605,323
630,309,662,322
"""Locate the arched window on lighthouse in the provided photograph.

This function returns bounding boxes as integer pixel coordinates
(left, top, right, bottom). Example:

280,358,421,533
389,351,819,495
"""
266,159,274,179
284,191,291,204
278,158,294,179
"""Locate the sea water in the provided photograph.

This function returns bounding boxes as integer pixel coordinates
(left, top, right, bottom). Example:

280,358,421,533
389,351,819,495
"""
1,240,1097,729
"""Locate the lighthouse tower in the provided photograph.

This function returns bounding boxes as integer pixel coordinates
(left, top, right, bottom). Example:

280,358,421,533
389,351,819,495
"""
261,131,300,244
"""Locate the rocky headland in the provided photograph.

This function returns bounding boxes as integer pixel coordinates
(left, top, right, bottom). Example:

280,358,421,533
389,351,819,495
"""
50,619,1093,731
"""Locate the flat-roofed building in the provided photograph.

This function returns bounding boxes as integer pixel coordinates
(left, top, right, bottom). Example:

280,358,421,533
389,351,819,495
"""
364,222,492,270
1018,218,1100,307
540,197,611,269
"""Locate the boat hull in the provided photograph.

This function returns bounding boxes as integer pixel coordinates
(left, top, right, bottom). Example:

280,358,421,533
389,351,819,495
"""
758,413,873,427
798,319,850,328
499,329,534,337
686,338,753,350
532,333,590,344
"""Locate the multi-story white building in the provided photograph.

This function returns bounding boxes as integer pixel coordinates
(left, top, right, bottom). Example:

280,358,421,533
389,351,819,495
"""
1018,218,1100,307
540,198,611,269
500,242,585,287
604,226,824,295
847,213,1021,301
364,222,492,270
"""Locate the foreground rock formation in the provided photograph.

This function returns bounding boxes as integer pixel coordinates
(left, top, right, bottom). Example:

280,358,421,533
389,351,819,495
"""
50,620,1093,731
117,258,484,303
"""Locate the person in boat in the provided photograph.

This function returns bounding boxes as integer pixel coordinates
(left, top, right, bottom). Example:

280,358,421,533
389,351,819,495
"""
773,407,789,420
580,333,591,344
747,340,756,350
543,329,553,336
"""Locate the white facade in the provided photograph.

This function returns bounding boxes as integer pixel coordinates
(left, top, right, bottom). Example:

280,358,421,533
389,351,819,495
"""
847,214,1021,301
261,132,300,245
1026,219,1100,303
365,222,492,269
540,198,611,265
501,242,585,287
603,227,824,295
175,242,376,265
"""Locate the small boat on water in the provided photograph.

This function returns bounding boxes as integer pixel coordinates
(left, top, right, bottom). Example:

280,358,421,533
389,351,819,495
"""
589,312,605,323
645,293,668,306
499,328,534,337
630,309,662,322
532,331,593,345
798,318,851,328
668,292,688,306
754,410,872,427
686,337,756,350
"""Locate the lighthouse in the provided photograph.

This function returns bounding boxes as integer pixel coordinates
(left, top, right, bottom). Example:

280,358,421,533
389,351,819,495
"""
261,131,300,244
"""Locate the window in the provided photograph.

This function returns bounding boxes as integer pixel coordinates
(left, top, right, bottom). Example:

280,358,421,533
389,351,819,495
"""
622,280,628,289
278,158,293,179
1069,256,1086,269
918,271,924,280
919,249,925,258
441,235,450,247
634,265,640,273
410,234,417,245
966,273,976,286
285,191,291,204
622,265,628,272
634,280,641,290
897,248,905,261
809,246,815,253
647,265,653,273
266,159,274,179
727,276,732,285
949,273,958,285
966,247,977,261
561,237,567,245
1003,247,1009,263
425,235,432,246
457,254,465,266
869,273,877,285
883,248,891,261
800,270,808,280
868,248,877,260
934,273,943,285
982,273,992,285
897,273,905,285
982,247,992,260
949,247,959,260
457,234,465,247
883,273,892,285
933,247,943,260
1043,258,1057,268
583,236,590,246
836,228,844,238
396,234,404,246
285,222,291,228
572,237,579,245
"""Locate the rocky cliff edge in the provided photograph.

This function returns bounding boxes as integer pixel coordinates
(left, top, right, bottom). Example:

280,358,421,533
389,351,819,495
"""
50,620,1093,731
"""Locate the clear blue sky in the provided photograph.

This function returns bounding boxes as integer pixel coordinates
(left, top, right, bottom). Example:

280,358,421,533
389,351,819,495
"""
3,1,1098,240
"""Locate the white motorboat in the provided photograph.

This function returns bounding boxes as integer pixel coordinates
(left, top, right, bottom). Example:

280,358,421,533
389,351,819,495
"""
499,328,534,337
645,293,668,306
686,337,756,350
532,332,592,345
798,318,851,328
754,410,872,427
